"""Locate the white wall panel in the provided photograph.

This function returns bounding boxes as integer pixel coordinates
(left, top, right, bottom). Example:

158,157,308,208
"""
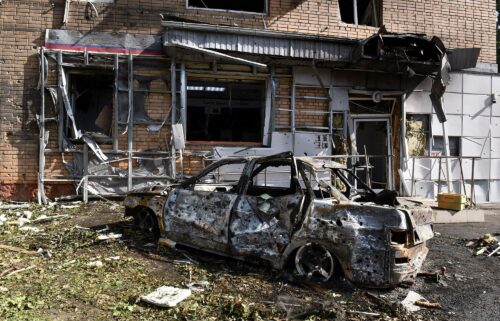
414,77,432,91
442,92,463,114
461,137,490,158
405,91,433,113
462,159,490,180
491,138,500,158
490,159,500,179
491,117,500,137
432,114,462,136
463,74,491,94
462,116,492,137
462,94,491,117
409,158,432,180
492,102,500,117
446,73,463,93
430,158,462,180
488,180,500,202
491,75,500,94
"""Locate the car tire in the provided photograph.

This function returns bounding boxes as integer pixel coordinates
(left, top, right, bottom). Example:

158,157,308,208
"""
294,243,335,283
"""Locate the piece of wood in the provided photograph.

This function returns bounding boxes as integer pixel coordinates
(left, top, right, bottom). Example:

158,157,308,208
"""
488,245,500,257
0,244,36,254
415,300,442,309
5,265,36,277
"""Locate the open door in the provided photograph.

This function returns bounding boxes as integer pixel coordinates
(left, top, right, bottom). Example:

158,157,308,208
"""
354,119,391,190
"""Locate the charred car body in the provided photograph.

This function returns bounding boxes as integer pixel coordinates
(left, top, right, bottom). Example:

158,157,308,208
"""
124,152,433,288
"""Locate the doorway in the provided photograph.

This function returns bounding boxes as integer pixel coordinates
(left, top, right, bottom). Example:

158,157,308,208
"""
353,119,391,190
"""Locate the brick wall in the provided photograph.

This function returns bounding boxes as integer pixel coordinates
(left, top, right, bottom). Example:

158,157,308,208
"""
0,0,496,199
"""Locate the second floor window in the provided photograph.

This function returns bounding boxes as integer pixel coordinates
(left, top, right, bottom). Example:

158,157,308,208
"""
187,0,267,14
339,0,381,27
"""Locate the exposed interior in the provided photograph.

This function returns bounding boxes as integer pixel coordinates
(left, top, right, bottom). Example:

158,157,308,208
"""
186,80,265,142
70,73,114,139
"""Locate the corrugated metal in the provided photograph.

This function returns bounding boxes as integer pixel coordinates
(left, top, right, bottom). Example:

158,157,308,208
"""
164,28,355,62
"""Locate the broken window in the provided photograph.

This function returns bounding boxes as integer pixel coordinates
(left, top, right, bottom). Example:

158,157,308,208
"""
187,0,267,14
432,136,460,157
406,114,430,156
69,73,114,141
192,161,247,193
338,0,381,27
186,80,265,142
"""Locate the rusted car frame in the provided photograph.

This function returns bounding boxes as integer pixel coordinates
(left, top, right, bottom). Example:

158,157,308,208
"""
124,152,433,288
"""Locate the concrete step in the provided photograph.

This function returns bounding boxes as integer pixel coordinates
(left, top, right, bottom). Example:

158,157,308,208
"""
432,208,485,224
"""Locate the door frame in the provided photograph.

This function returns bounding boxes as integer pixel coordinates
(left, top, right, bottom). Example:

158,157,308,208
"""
352,117,393,190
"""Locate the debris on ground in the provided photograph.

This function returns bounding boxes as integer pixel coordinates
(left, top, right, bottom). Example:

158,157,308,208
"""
466,233,500,256
86,260,104,268
401,290,442,312
140,286,192,308
32,214,69,224
97,232,122,241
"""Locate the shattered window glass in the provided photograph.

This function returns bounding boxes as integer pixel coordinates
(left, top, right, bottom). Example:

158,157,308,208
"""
193,161,246,193
432,136,460,157
406,114,430,156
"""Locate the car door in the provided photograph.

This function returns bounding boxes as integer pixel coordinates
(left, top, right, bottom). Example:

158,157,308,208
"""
229,155,305,262
163,159,247,254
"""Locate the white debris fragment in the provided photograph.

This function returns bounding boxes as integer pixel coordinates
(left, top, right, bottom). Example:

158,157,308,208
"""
17,217,31,227
105,256,121,261
19,226,42,233
401,290,426,312
96,225,110,233
37,248,53,259
22,211,32,219
97,233,122,241
86,260,104,268
187,281,210,293
0,286,8,292
0,214,7,226
33,214,69,223
140,286,192,308
75,225,90,230
61,205,79,209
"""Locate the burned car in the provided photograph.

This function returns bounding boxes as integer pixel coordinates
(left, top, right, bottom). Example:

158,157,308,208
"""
124,152,433,288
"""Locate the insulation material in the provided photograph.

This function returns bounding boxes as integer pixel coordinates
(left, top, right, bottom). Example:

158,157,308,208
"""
406,116,428,156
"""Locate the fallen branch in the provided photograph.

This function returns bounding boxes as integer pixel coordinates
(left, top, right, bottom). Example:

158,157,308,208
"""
0,244,36,255
348,310,381,316
5,265,36,277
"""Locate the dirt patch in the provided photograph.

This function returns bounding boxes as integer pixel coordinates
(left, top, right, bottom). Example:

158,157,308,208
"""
1,202,498,320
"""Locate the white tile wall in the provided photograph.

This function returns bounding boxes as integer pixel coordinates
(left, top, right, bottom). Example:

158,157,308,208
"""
462,94,491,117
491,117,500,137
463,74,491,94
446,73,463,93
461,137,490,158
488,180,500,202
462,158,490,180
490,159,500,179
405,91,433,113
443,92,463,114
462,116,492,137
432,114,462,136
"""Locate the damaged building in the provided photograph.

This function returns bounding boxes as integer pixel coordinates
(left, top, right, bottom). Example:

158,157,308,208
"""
0,0,499,203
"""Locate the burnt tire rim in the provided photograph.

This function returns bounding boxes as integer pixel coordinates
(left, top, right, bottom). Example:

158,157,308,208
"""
294,243,335,283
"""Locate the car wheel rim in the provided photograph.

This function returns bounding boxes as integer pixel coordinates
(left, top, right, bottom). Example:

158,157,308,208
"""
294,243,334,283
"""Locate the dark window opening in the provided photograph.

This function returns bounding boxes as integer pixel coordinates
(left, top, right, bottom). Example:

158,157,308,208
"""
432,136,461,157
186,80,265,142
338,0,381,27
187,0,267,14
70,73,114,140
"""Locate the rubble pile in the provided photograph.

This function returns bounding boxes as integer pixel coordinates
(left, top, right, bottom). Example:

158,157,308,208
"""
466,233,500,257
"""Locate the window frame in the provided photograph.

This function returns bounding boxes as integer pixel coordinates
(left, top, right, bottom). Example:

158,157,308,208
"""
186,0,269,15
338,0,382,27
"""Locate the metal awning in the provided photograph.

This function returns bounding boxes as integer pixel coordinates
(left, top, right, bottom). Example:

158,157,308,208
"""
162,21,357,63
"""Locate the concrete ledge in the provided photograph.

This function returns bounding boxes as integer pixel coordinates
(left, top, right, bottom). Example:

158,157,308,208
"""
433,209,485,224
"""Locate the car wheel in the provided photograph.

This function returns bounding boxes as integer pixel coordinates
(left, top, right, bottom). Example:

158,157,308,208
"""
294,243,335,283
